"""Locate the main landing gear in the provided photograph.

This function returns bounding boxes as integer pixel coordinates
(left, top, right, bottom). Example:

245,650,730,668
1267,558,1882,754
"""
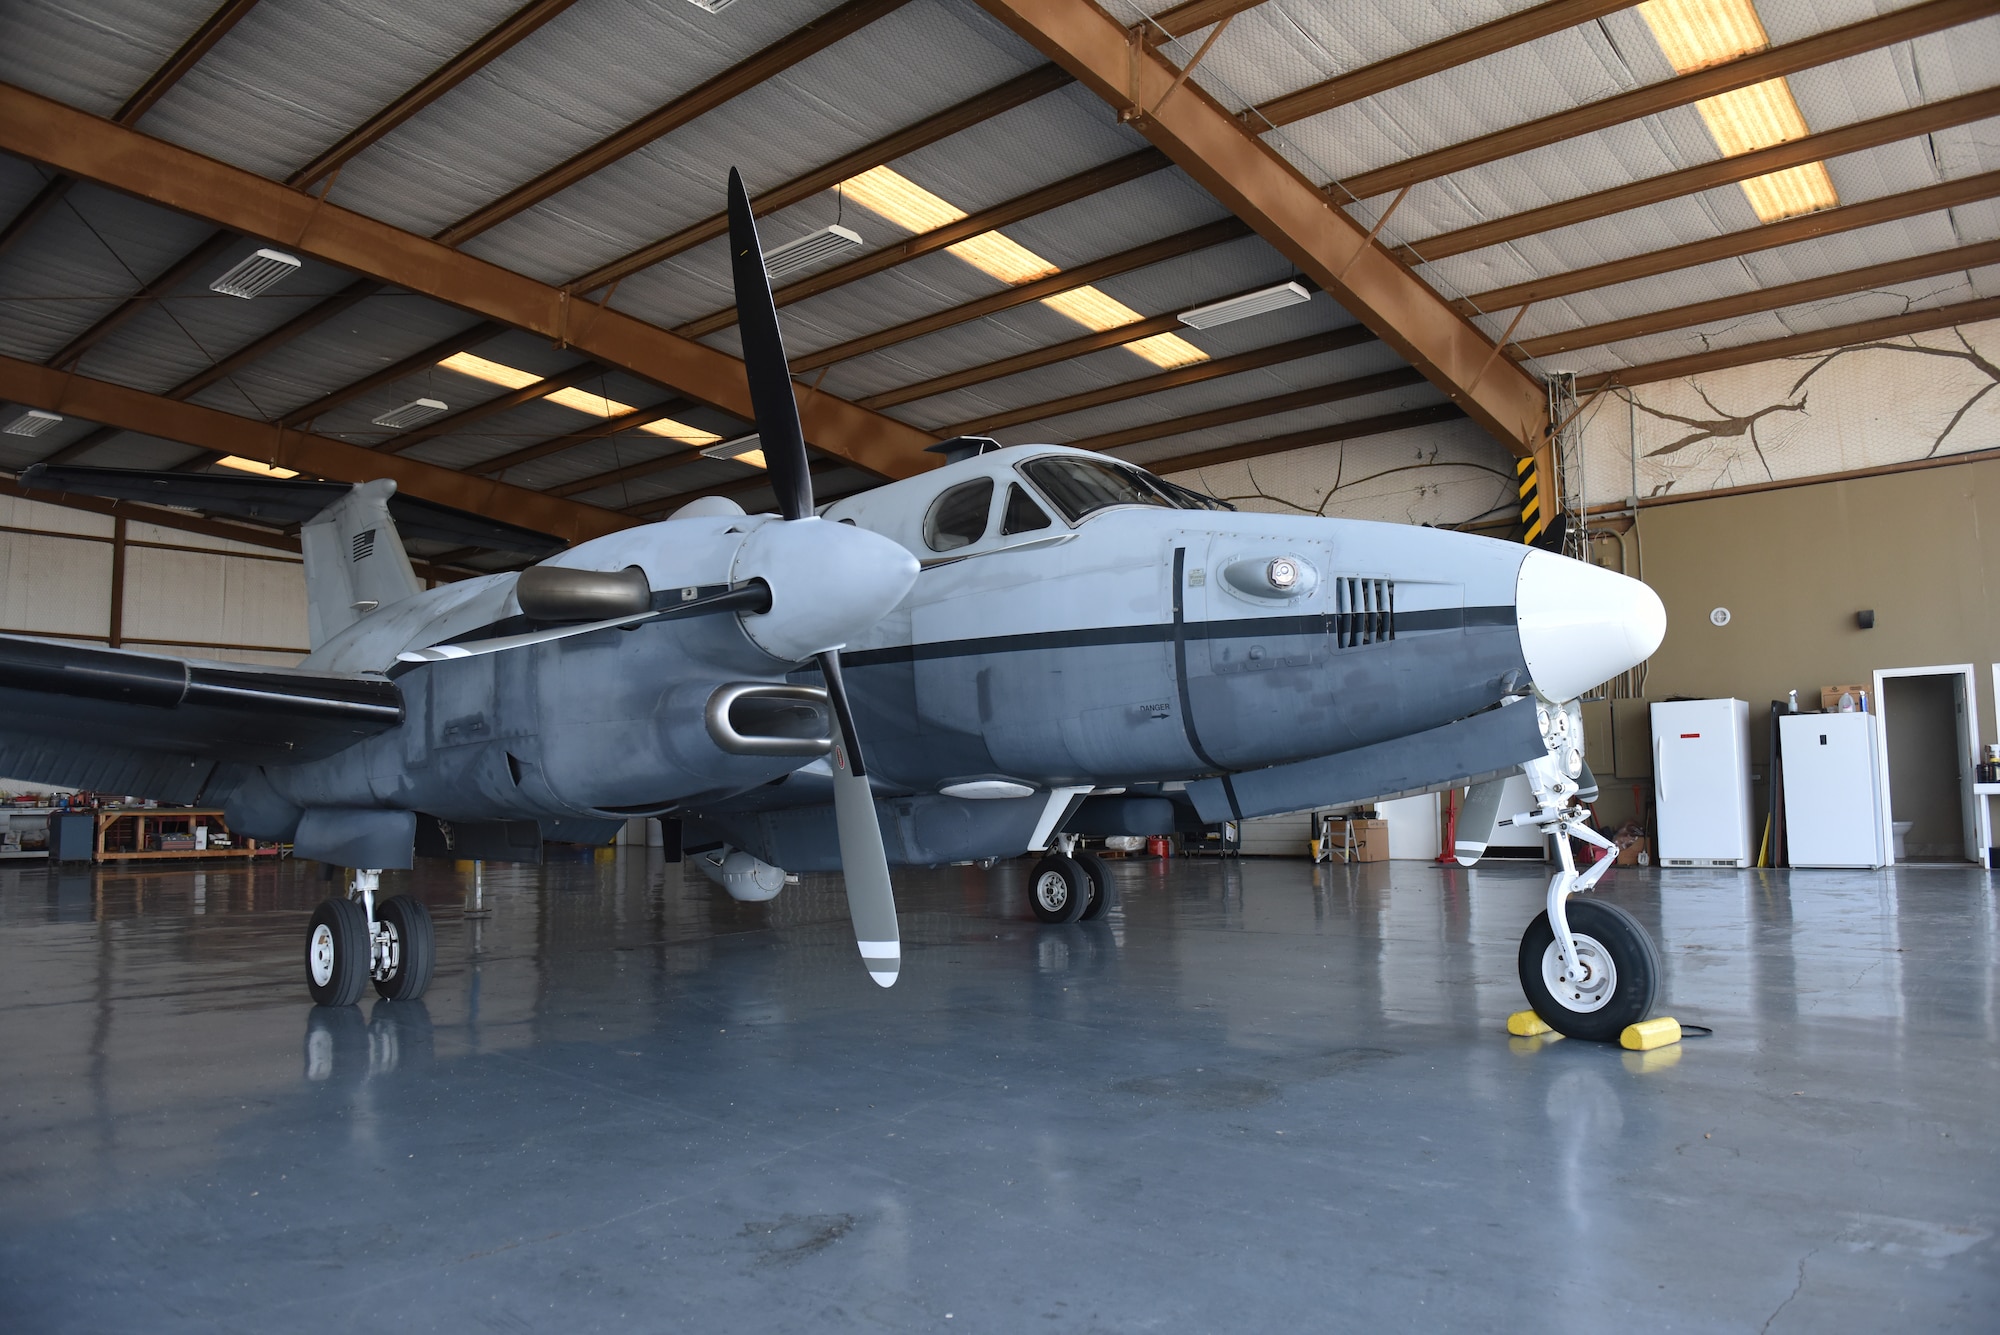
306,869,435,1007
1030,835,1108,924
1510,749,1659,1041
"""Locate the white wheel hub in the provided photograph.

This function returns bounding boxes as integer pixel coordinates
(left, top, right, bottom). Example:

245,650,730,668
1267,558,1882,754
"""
309,923,337,987
372,921,401,982
1036,871,1070,912
1542,932,1617,1012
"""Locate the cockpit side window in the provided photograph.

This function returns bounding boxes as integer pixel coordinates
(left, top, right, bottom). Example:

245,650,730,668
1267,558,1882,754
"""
1019,456,1179,523
1000,484,1053,535
923,478,995,552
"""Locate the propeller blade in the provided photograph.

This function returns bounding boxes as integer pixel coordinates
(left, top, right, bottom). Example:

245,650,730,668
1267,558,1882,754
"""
397,583,769,663
726,167,812,523
818,649,898,987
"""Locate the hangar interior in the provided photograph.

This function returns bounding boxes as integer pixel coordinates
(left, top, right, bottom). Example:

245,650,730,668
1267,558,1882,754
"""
0,0,1995,1328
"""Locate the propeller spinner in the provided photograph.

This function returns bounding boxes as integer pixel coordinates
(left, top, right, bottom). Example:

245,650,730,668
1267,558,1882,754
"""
727,167,904,988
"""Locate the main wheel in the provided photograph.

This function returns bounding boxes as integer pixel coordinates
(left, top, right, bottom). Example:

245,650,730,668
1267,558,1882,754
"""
372,894,435,1002
306,897,369,1007
1517,899,1659,1042
1030,853,1089,924
1074,850,1111,921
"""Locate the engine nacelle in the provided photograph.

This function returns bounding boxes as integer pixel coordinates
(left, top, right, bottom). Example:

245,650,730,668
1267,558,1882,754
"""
695,847,789,902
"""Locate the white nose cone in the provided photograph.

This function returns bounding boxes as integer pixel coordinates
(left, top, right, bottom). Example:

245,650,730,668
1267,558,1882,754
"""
1515,548,1666,703
733,517,919,663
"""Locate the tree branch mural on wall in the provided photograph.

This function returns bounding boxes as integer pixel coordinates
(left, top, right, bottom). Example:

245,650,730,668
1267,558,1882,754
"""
1578,317,2000,505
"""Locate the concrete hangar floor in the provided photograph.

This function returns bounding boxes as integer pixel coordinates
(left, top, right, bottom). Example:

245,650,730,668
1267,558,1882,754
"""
0,852,1993,1332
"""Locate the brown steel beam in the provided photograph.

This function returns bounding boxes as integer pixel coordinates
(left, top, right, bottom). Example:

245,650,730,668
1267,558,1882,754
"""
1142,403,1466,473
279,321,503,427
626,459,847,518
174,278,384,401
548,444,714,498
1399,87,2000,264
119,0,267,124
1147,0,1268,40
790,217,1252,372
674,148,1171,338
1340,0,1995,202
0,84,938,478
0,173,80,264
1253,0,1630,128
947,327,1371,434
1573,293,2000,390
972,0,1548,473
47,275,385,469
0,353,628,543
0,0,262,263
291,0,582,190
1516,237,2000,358
853,280,1334,409
566,64,1074,295
42,231,238,371
472,401,693,475
1462,171,2000,314
439,0,911,246
1069,366,1428,452
381,360,605,453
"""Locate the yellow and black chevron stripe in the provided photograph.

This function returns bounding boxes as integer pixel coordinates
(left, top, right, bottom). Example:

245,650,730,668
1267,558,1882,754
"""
1517,456,1547,545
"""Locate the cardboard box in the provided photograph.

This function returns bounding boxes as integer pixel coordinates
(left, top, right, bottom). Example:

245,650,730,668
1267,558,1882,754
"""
1614,836,1650,867
1325,818,1389,862
1820,684,1869,711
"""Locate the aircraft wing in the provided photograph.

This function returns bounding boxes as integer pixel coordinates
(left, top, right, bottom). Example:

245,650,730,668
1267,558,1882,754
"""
0,636,403,798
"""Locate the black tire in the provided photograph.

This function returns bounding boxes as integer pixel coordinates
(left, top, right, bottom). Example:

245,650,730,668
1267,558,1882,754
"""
1518,899,1659,1042
1029,854,1089,924
1075,850,1111,921
306,897,368,1007
372,894,435,1002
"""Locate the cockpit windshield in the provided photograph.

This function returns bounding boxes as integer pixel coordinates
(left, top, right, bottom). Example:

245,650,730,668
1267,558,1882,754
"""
1018,456,1230,522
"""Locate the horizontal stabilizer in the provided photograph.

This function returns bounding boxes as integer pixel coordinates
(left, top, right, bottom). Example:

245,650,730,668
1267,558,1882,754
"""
19,464,565,557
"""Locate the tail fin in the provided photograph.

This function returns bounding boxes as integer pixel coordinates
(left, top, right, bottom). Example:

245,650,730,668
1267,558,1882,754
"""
299,480,421,647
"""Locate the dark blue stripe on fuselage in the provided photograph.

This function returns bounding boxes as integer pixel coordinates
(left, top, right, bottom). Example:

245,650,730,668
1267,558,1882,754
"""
839,604,1514,669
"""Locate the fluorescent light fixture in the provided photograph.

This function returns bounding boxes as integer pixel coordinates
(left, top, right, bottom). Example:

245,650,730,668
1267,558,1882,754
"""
700,434,768,469
841,164,1209,370
3,408,62,437
372,398,449,428
684,0,736,11
1177,281,1313,329
1638,0,1837,223
216,456,300,478
209,248,301,299
436,351,720,445
762,225,864,278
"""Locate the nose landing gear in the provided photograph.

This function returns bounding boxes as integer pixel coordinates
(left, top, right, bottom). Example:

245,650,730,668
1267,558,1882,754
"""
305,869,435,1007
1510,751,1660,1040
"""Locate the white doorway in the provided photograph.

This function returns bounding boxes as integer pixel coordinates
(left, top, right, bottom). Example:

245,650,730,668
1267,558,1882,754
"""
1871,664,1981,864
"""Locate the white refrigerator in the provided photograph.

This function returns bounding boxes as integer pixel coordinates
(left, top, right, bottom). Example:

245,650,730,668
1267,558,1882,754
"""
1652,698,1755,868
1779,713,1886,867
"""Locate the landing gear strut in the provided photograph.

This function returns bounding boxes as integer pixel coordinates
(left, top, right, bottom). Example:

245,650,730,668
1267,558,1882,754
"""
1511,749,1659,1040
306,869,435,1007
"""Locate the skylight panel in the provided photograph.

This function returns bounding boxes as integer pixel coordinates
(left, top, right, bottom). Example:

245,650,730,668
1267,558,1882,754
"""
841,165,1210,369
436,352,720,446
216,456,300,478
1638,0,1838,223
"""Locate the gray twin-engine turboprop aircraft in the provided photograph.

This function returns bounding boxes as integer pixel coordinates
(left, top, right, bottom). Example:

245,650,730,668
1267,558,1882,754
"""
0,169,1666,1040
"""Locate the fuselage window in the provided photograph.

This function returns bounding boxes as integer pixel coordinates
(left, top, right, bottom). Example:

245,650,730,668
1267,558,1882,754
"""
1000,484,1053,535
923,478,995,552
1019,456,1179,524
